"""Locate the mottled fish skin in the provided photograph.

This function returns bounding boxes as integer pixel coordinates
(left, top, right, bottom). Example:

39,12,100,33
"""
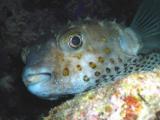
96,52,160,86
22,20,160,100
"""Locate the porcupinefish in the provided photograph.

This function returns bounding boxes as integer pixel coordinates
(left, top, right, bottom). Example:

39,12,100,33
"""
22,0,160,100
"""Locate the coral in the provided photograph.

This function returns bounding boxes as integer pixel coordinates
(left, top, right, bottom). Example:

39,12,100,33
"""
44,69,160,120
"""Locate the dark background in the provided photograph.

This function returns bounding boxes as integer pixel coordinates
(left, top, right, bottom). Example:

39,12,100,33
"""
0,0,140,119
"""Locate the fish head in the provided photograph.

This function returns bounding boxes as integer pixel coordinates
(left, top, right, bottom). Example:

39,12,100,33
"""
22,20,120,100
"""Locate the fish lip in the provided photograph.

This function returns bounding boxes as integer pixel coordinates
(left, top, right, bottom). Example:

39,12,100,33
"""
23,72,52,86
26,72,51,77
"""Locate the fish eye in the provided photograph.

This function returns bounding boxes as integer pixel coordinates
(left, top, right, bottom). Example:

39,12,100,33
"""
69,35,82,49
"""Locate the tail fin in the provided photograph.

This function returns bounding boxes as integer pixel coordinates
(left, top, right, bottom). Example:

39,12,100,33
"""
129,0,160,53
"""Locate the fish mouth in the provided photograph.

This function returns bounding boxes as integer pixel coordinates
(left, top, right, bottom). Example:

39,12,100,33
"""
22,67,57,99
23,73,52,86
22,67,53,86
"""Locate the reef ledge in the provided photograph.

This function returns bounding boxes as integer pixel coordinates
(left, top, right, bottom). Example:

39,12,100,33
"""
44,68,160,120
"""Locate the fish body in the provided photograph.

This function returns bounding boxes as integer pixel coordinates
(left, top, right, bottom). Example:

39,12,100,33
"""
22,0,160,100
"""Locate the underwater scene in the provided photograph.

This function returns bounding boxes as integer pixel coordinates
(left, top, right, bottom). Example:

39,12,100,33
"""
0,0,160,119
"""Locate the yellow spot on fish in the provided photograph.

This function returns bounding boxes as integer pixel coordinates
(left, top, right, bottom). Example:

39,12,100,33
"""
89,62,97,69
104,48,111,54
63,67,69,76
98,56,105,63
95,71,101,76
83,75,90,81
76,64,82,71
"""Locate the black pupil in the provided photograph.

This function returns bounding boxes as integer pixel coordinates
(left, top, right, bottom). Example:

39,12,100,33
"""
71,36,81,46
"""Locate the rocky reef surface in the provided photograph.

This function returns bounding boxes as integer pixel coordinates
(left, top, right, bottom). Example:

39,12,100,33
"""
44,69,160,120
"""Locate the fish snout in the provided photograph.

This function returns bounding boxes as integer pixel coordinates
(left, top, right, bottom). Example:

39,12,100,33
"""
22,66,53,86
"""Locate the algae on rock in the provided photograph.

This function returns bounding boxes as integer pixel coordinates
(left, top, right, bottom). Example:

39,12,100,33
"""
44,69,160,120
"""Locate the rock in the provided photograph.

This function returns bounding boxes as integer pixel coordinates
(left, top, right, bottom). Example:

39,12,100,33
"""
44,69,160,120
0,74,15,92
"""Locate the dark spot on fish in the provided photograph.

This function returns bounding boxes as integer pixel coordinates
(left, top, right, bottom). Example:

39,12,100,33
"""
143,61,147,65
83,75,90,82
151,61,156,65
102,75,107,78
109,75,113,77
140,64,145,68
133,59,137,63
128,70,133,73
124,63,127,67
135,68,139,71
114,66,120,72
106,67,111,73
147,65,152,69
129,66,133,70
95,71,101,76
150,56,154,60
109,75,114,80
136,64,140,67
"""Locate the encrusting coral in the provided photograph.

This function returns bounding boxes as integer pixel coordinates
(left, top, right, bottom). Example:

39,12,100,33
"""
44,68,160,120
